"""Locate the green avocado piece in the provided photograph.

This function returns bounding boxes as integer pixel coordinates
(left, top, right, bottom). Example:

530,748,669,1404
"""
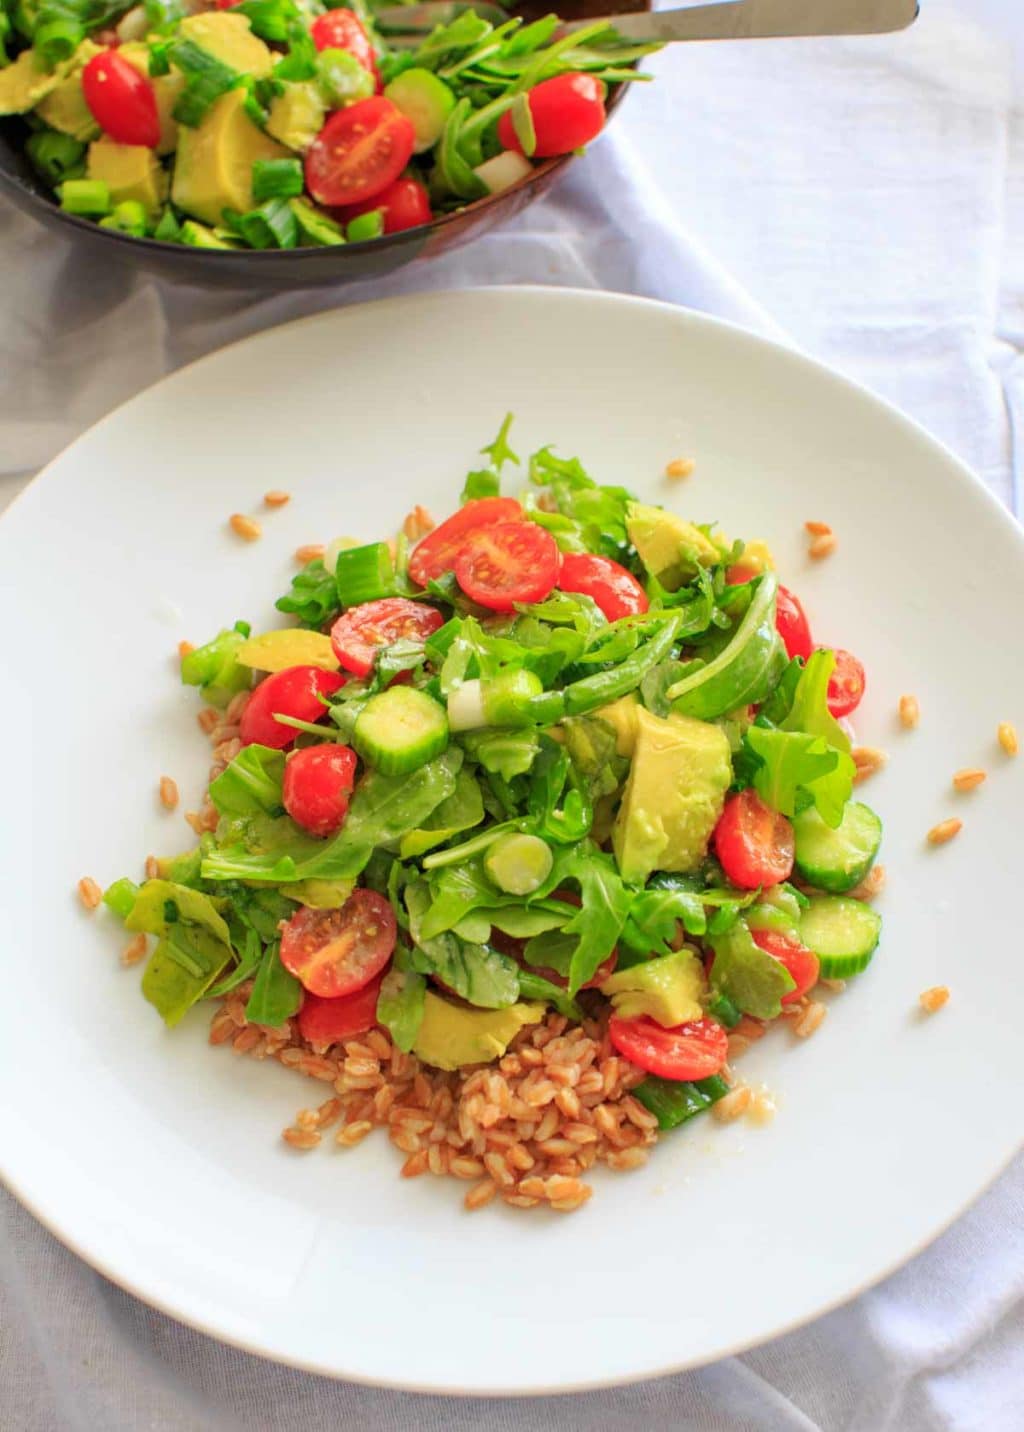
178,12,274,76
613,707,732,882
172,88,287,226
35,41,103,140
600,949,706,1026
266,81,326,152
596,694,641,756
87,138,169,215
412,992,545,1071
0,48,67,115
627,502,720,591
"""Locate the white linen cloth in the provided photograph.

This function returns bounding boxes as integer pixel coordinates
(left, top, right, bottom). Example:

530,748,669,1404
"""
2,0,1022,1425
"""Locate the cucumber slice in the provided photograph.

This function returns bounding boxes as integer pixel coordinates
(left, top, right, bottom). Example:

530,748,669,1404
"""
800,895,881,978
353,686,448,775
484,833,553,895
793,801,882,894
384,68,456,153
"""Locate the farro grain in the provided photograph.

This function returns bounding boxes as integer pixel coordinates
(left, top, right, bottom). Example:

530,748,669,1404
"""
952,767,986,792
427,1144,449,1176
821,978,847,992
316,1098,342,1128
209,1013,235,1045
808,532,837,560
197,707,219,734
335,1120,373,1148
622,1096,658,1131
852,746,887,783
804,520,832,536
158,775,179,810
604,1147,649,1171
402,505,435,541
536,1138,577,1157
295,543,325,566
927,817,962,846
401,1150,430,1178
391,1129,422,1155
450,1156,486,1179
263,490,291,508
120,933,147,967
177,639,194,660
465,1180,498,1210
77,876,102,910
282,1127,320,1150
483,1151,515,1187
229,513,261,542
664,458,695,479
504,1194,541,1208
295,1108,319,1132
562,1123,599,1145
997,721,1018,756
555,1087,581,1119
794,1001,827,1038
919,985,950,1014
507,1142,535,1171
144,855,160,879
849,863,886,901
232,1027,262,1054
898,694,920,729
712,1086,752,1123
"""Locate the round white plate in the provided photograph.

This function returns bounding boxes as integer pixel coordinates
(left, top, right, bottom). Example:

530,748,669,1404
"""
2,288,1021,1394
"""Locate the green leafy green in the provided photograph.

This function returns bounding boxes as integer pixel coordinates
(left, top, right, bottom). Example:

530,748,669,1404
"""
406,882,520,1008
208,744,285,816
180,622,251,709
517,969,581,1020
461,728,540,781
667,573,785,720
376,950,427,1052
781,648,853,753
398,769,485,857
744,725,854,829
244,941,302,1027
275,559,341,629
707,919,795,1020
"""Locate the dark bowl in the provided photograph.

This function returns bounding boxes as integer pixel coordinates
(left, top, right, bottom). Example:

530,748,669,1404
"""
0,0,650,289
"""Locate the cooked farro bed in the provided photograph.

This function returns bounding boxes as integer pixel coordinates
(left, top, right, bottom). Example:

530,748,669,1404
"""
96,420,885,1210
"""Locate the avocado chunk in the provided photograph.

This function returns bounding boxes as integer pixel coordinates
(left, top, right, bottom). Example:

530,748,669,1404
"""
597,694,641,757
178,12,274,77
172,88,287,225
87,138,168,215
266,81,326,152
35,40,102,140
627,502,720,591
612,708,732,882
600,950,706,1026
412,992,545,1071
236,629,339,673
120,43,185,155
0,48,67,114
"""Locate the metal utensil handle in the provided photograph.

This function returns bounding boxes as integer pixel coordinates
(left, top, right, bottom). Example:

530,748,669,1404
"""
563,0,919,41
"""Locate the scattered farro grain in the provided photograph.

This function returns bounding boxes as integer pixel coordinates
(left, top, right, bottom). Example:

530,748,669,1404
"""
952,767,986,793
919,985,950,1014
852,746,888,783
402,505,435,541
335,1120,373,1148
794,1001,827,1039
197,707,219,734
263,490,290,508
229,513,261,542
282,1127,320,1150
821,977,847,992
464,1179,498,1210
747,1088,777,1126
295,543,325,566
295,1108,319,1131
177,640,194,660
401,1150,430,1178
144,855,160,880
927,817,962,847
604,1147,649,1172
664,458,695,480
77,876,102,910
849,863,886,901
712,1085,752,1123
898,694,920,729
997,721,1018,756
804,520,832,537
808,532,837,560
158,775,179,810
120,933,147,967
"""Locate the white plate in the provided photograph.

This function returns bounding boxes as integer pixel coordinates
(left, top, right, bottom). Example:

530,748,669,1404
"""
2,288,1021,1395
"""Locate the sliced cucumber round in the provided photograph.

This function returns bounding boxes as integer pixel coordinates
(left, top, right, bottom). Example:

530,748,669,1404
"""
484,833,554,895
383,68,456,153
353,686,448,775
793,801,882,894
800,895,881,978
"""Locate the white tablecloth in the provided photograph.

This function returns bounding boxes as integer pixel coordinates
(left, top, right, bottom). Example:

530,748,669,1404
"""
2,0,1022,1426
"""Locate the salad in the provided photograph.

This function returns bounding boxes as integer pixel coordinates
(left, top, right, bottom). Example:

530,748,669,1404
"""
98,420,884,1211
0,1,659,249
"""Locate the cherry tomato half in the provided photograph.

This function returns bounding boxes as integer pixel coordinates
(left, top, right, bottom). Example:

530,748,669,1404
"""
608,1014,729,1081
714,789,795,889
776,585,814,661
280,889,396,998
557,552,649,622
454,521,560,612
497,73,606,159
343,176,432,234
826,648,866,718
282,744,358,838
310,8,379,83
408,497,523,587
82,50,160,149
330,597,444,679
239,666,346,750
749,928,820,1004
305,97,414,208
297,972,383,1048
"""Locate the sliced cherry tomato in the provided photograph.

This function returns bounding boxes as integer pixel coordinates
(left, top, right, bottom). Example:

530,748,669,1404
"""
826,648,866,718
305,98,414,208
330,597,443,679
280,889,396,998
282,744,358,838
82,50,160,148
239,666,346,750
343,176,432,234
714,789,795,889
497,73,606,159
776,585,814,661
310,8,379,83
297,972,383,1047
725,563,757,585
557,552,649,622
608,1014,729,1081
454,522,560,612
408,497,523,587
750,929,820,1005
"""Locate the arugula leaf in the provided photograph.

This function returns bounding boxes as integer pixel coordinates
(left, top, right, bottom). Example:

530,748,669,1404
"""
462,468,499,501
244,941,302,1027
406,882,520,1009
517,969,582,1021
620,882,708,953
707,919,795,1020
528,446,637,560
376,950,427,1052
399,769,484,857
275,559,341,629
548,844,633,994
207,925,262,998
522,928,576,976
744,725,854,828
479,411,519,471
485,904,569,937
527,739,592,844
208,744,285,816
667,572,786,720
781,648,852,753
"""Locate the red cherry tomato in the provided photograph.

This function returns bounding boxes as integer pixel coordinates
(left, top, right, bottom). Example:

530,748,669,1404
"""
408,497,523,587
82,50,160,148
826,648,866,718
725,563,757,585
497,73,606,159
714,789,795,889
343,176,432,234
330,597,444,679
557,552,649,622
305,98,414,208
297,972,383,1048
608,1014,729,1081
750,928,820,1005
454,522,561,612
214,0,242,7
775,585,814,661
282,744,358,838
239,666,346,750
310,8,379,83
280,889,396,997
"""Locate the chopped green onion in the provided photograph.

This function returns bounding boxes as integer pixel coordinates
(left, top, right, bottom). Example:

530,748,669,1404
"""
148,40,172,77
251,156,304,202
317,46,374,106
289,197,345,247
234,0,299,43
59,178,111,216
100,199,149,236
144,0,186,33
346,209,384,243
334,542,397,606
153,206,182,242
233,196,299,249
170,40,240,127
276,18,317,82
102,877,139,920
33,16,83,64
25,130,86,187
